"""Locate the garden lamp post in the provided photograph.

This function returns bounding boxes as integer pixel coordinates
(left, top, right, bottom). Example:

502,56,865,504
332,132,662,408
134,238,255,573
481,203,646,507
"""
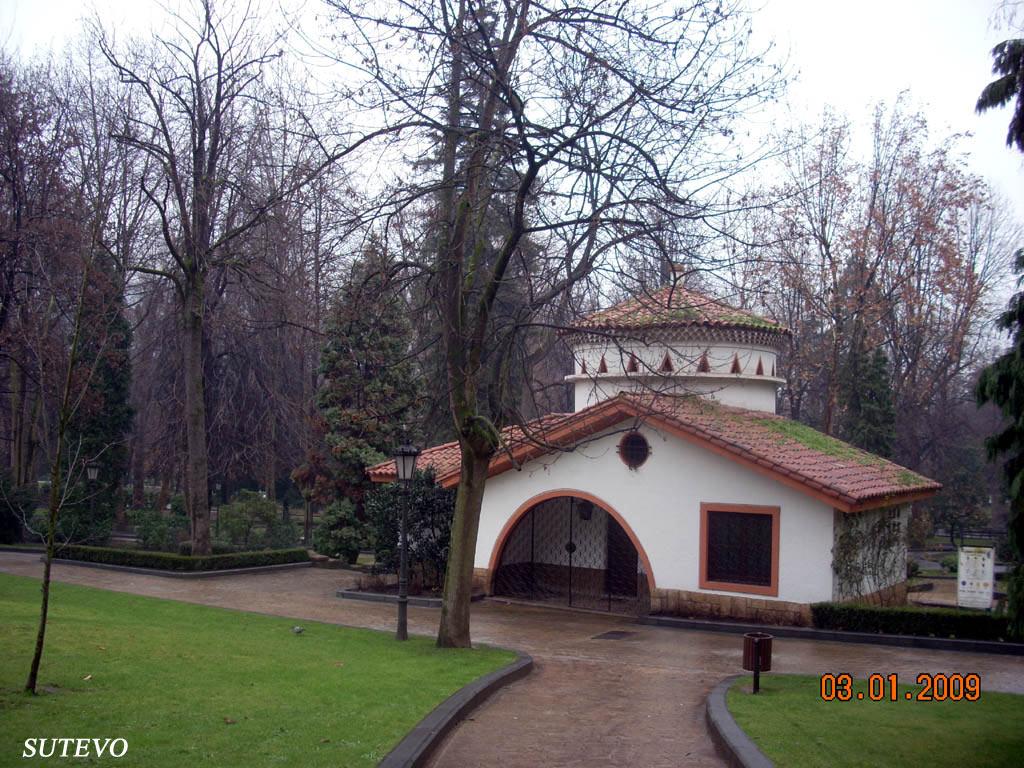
86,462,100,529
214,483,222,538
393,442,420,641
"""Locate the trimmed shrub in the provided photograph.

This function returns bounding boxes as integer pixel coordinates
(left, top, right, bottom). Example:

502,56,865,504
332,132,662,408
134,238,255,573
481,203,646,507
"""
52,545,309,572
941,554,959,573
311,499,363,564
177,542,244,556
132,509,188,552
811,602,1010,641
364,470,454,589
218,490,279,549
169,494,187,517
264,515,298,550
26,500,112,546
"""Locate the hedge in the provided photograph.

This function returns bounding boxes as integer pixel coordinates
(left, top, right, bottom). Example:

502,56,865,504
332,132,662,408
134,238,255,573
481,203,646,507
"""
52,545,309,572
811,602,1010,642
177,541,246,556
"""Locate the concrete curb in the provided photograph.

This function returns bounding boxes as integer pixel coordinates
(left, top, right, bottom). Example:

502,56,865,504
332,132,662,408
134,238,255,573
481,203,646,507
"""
48,557,313,579
705,675,774,768
378,652,534,768
639,614,1024,656
337,589,485,609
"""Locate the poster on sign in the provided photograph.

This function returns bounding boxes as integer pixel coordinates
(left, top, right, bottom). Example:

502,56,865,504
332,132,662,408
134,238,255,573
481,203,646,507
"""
957,546,994,610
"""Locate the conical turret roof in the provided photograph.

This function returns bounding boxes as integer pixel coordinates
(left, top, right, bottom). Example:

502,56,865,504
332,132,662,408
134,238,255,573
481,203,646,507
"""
570,285,787,336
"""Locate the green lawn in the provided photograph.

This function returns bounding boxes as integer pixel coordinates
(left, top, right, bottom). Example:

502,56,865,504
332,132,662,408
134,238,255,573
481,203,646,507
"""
727,674,1024,768
0,574,514,766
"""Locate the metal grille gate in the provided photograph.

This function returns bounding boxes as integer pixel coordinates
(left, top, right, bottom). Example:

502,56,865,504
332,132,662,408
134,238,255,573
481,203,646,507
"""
492,497,650,614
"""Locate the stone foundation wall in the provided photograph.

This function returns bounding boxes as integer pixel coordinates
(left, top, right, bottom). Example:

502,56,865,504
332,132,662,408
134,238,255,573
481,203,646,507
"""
844,581,908,607
649,587,813,627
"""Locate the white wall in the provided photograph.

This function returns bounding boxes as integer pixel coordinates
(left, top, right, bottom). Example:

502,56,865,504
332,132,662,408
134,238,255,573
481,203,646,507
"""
476,421,837,604
572,339,779,379
569,375,780,413
567,338,782,413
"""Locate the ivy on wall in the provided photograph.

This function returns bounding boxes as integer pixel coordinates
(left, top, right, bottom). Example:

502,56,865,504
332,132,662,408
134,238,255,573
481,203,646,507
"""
832,506,906,605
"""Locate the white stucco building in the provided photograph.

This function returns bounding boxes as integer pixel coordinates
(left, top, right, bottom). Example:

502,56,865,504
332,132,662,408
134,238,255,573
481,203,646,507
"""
371,285,941,624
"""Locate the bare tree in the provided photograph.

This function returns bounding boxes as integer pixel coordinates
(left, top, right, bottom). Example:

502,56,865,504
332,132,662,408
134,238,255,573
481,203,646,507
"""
95,0,337,553
320,0,780,646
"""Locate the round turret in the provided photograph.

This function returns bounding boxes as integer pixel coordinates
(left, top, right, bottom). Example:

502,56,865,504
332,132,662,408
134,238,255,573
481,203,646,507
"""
564,286,788,413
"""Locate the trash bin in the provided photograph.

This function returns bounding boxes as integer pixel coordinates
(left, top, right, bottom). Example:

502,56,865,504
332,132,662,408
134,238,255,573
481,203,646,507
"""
742,632,773,694
742,632,773,673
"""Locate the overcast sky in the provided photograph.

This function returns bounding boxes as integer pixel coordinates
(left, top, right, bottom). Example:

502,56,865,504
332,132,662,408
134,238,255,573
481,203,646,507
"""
1,0,1021,219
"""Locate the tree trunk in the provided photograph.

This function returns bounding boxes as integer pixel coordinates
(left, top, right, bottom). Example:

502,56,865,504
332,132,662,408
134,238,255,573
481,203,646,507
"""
131,428,146,509
27,263,90,694
25,452,62,693
182,283,211,555
156,468,171,513
437,446,490,648
130,387,150,509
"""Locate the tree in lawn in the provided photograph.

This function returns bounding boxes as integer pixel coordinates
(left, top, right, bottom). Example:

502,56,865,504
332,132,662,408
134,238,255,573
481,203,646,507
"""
976,248,1024,638
295,253,421,553
839,346,895,458
324,0,781,646
26,253,115,693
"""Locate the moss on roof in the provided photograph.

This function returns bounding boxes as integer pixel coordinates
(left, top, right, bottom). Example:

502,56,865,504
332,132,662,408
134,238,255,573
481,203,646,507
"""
718,313,782,330
752,418,886,467
896,468,930,488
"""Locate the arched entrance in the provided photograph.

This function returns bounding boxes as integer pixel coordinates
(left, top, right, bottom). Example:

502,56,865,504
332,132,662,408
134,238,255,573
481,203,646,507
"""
489,492,652,614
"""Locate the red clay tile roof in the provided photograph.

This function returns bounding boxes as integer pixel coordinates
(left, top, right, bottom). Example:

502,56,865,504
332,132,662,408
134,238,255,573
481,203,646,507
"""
569,285,787,335
368,393,940,512
366,412,575,486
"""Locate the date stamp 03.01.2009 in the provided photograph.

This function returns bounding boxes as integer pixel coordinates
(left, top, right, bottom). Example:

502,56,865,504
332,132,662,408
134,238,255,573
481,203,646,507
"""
819,673,982,702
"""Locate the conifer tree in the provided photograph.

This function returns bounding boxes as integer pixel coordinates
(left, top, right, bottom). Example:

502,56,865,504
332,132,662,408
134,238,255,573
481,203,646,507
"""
294,253,421,510
977,248,1024,637
63,256,133,543
840,346,896,458
977,38,1024,151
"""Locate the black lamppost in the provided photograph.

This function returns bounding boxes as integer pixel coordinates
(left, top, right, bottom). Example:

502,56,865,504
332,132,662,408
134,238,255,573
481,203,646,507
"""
86,462,100,527
213,483,222,538
393,442,420,641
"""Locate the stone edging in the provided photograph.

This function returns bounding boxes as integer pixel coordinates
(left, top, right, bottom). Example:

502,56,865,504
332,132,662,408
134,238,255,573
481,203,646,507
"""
705,675,773,768
638,614,1024,656
378,652,534,768
47,557,313,579
336,589,485,608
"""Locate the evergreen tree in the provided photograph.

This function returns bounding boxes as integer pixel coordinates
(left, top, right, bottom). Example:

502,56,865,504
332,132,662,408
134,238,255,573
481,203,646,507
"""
977,248,1024,637
977,38,1024,152
294,252,421,510
839,346,896,458
62,257,133,543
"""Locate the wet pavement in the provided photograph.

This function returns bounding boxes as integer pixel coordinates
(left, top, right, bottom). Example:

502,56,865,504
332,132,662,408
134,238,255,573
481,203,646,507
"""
3,552,1023,767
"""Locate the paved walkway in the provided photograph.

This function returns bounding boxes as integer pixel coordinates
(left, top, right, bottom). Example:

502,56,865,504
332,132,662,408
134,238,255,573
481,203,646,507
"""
3,553,1024,767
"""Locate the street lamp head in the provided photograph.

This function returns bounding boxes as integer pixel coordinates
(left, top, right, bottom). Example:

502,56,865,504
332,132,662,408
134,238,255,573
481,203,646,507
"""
86,463,100,482
393,443,421,483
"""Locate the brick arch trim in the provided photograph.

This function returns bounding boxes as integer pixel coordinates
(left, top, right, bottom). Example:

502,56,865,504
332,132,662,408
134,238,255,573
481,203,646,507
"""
485,489,657,594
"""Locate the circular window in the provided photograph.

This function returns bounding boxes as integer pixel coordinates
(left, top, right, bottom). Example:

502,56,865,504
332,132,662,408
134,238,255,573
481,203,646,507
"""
618,431,650,470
